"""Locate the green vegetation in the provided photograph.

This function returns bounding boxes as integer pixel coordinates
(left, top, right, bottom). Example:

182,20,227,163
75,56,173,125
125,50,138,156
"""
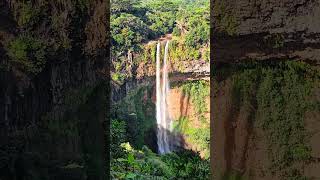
173,117,210,159
140,43,157,63
1,1,107,179
213,1,238,35
3,0,98,76
38,82,107,179
263,33,285,49
111,82,211,179
111,13,149,53
111,0,209,79
110,1,210,179
181,80,210,122
42,84,101,140
112,72,126,85
111,119,127,159
228,61,319,180
111,0,140,14
172,80,210,158
17,1,41,28
111,120,210,180
113,85,156,149
6,35,46,75
256,63,316,179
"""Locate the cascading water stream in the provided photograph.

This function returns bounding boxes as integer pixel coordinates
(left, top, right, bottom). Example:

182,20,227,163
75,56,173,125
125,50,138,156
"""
162,41,170,153
156,42,162,153
156,41,172,154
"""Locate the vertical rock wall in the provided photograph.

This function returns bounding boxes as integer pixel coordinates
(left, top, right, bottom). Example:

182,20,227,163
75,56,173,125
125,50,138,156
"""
0,0,109,179
211,0,320,179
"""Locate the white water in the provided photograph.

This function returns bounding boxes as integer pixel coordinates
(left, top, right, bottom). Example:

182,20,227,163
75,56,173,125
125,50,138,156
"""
156,41,171,154
156,42,162,153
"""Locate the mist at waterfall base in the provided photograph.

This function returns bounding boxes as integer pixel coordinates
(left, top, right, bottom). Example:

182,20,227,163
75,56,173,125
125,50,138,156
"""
156,41,174,154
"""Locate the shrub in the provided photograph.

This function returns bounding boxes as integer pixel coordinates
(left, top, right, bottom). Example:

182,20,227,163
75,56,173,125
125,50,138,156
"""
111,142,210,179
173,117,210,159
172,27,180,36
111,119,127,158
112,72,126,85
6,35,46,75
213,1,238,35
181,80,210,122
203,47,210,62
226,61,319,179
113,86,156,149
255,63,314,178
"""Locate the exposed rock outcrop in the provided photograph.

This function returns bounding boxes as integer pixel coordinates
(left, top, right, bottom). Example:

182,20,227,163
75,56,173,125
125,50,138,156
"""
212,0,320,64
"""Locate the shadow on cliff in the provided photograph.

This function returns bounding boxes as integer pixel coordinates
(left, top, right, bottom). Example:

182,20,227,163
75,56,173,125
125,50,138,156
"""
212,32,320,65
156,126,192,154
111,78,209,158
179,92,191,120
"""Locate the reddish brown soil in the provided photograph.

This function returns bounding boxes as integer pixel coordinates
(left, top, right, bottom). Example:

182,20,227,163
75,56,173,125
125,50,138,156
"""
151,85,210,156
152,87,210,126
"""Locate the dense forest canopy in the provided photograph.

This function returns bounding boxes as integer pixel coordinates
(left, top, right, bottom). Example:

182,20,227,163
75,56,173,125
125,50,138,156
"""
111,0,209,45
111,0,210,81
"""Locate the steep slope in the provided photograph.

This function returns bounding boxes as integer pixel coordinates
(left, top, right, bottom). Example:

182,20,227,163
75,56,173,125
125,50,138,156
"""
0,1,108,179
111,76,210,156
211,0,320,179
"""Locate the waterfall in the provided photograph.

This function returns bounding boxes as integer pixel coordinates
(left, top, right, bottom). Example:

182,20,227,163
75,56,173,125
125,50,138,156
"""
156,41,171,154
162,41,170,153
156,42,162,153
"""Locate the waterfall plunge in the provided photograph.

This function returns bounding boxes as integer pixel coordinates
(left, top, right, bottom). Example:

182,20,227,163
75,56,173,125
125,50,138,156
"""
156,41,172,154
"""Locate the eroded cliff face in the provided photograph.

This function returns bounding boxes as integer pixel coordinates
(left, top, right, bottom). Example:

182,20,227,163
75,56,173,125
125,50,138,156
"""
211,1,320,179
211,65,320,179
112,80,210,158
212,0,320,64
166,87,210,158
0,0,108,179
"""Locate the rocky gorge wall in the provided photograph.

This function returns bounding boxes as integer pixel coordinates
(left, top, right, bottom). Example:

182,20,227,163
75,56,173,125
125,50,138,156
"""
111,40,209,102
110,31,211,158
0,1,108,179
111,79,210,158
167,85,210,158
211,0,320,179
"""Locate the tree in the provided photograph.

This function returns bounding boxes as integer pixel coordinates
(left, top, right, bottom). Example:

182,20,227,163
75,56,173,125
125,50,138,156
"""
111,13,149,55
111,0,141,14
